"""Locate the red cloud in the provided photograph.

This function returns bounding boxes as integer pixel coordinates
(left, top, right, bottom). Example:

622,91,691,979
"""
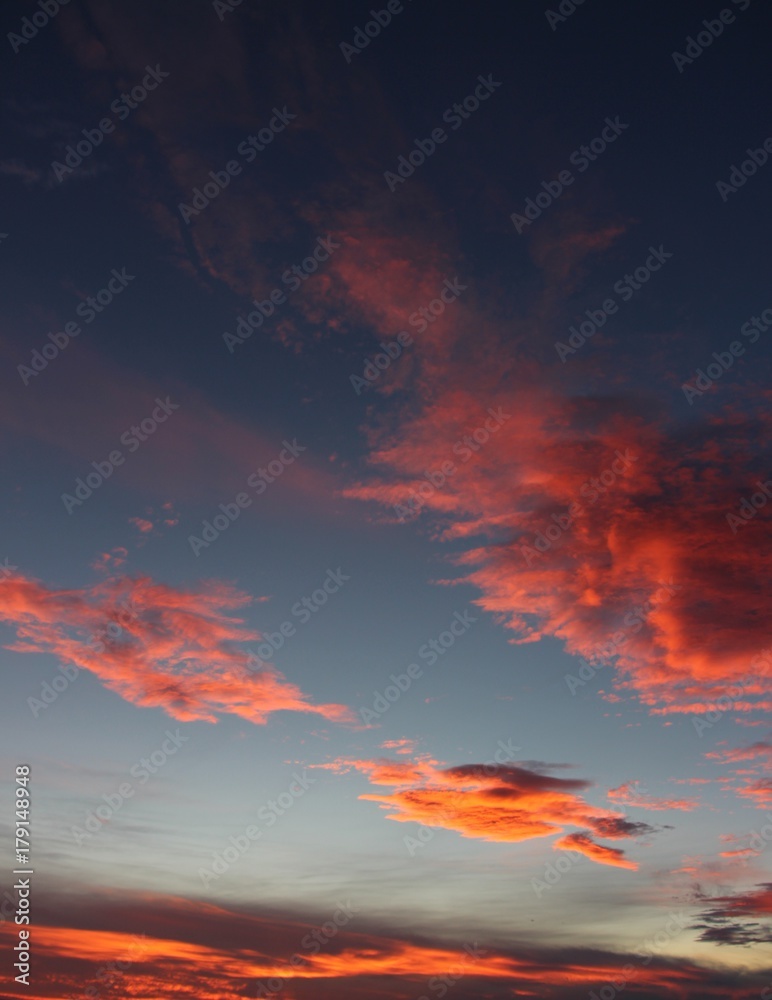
339,756,655,867
341,279,772,716
553,832,637,870
0,572,352,726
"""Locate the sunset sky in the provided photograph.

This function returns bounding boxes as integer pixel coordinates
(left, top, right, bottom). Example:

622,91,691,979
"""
1,0,771,997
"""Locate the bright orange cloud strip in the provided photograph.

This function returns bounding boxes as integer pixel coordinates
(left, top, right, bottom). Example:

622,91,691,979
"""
0,572,352,725
0,889,751,999
554,832,638,870
337,755,655,867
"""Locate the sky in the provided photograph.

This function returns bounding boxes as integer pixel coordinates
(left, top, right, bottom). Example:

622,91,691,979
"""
0,0,771,997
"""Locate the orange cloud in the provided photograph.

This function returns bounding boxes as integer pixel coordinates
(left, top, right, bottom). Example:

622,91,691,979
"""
0,571,352,726
553,832,637,870
0,886,761,1000
339,755,655,867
